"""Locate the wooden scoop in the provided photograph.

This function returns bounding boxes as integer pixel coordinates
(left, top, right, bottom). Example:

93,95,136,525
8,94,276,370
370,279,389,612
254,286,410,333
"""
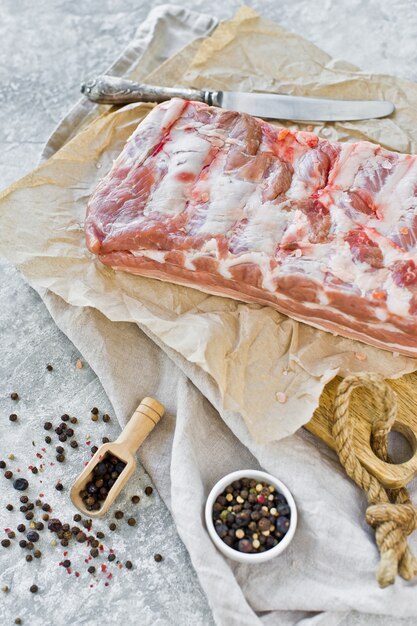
70,397,164,517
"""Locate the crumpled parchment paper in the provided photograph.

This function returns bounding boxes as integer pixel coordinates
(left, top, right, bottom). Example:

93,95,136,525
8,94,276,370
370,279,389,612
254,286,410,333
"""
1,6,417,443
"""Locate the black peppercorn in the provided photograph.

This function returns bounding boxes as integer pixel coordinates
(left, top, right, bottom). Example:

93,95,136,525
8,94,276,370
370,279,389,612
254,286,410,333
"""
1,539,11,548
55,482,64,491
6,504,13,511
0,461,6,469
90,548,99,558
70,440,78,448
25,512,34,521
17,524,26,533
19,540,27,548
131,495,140,504
103,414,111,422
45,436,52,444
29,585,38,593
62,559,71,568
44,422,52,430
109,523,116,531
33,550,41,558
144,486,153,496
127,518,136,527
42,503,51,512
70,417,78,424
96,531,105,539
56,454,65,463
35,522,44,531
102,437,110,444
9,414,18,422
31,467,38,475
125,561,133,569
154,554,163,562
114,511,124,520
10,392,19,400
26,531,39,543
91,446,98,454
108,553,116,562
58,434,67,443
4,471,13,479
73,514,81,522
46,364,53,371
61,414,69,421
13,478,29,491
91,407,99,415
88,566,96,574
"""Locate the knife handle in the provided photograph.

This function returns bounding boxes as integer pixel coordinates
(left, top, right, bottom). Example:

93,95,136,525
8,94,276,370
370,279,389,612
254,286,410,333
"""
81,75,221,107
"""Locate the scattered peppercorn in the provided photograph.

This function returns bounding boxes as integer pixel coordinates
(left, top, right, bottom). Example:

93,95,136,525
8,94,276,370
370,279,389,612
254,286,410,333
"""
91,414,98,422
91,446,98,454
154,554,163,562
1,539,11,548
10,392,19,400
70,417,78,424
42,503,51,512
43,422,52,430
7,531,15,539
42,513,49,521
61,414,69,421
70,440,78,448
17,524,26,533
25,555,33,562
26,531,39,543
31,467,38,474
88,566,96,574
9,413,18,422
46,364,53,371
13,478,28,491
56,454,65,463
25,512,34,521
6,504,13,511
96,531,105,539
66,428,74,437
125,561,133,569
45,436,52,444
4,471,13,479
0,461,6,469
55,482,64,491
90,548,99,558
62,559,71,568
33,550,41,558
73,514,81,522
58,434,67,443
127,518,136,527
76,532,87,543
109,523,117,531
35,522,44,531
108,553,116,562
29,585,38,593
15,618,22,624
144,486,153,496
19,540,27,548
114,511,124,520
91,407,99,415
131,495,140,504
102,414,110,422
102,437,110,444
56,446,64,454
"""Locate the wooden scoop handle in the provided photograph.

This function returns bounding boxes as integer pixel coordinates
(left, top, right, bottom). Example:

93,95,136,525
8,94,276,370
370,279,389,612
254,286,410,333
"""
115,397,165,454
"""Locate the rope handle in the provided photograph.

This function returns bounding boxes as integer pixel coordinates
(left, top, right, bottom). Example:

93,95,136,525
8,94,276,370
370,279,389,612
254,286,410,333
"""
332,372,417,587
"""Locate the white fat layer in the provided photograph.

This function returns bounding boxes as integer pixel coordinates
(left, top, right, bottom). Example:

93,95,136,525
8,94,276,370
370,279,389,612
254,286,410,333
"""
385,276,412,317
143,128,212,217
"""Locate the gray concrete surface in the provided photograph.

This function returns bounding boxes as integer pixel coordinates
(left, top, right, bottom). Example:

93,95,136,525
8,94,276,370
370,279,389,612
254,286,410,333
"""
1,1,417,625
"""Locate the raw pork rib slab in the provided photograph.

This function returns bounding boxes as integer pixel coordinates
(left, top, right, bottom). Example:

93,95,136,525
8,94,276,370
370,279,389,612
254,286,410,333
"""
85,98,417,356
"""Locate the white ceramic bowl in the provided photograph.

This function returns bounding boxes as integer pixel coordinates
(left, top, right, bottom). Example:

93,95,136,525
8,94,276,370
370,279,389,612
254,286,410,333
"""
205,469,297,564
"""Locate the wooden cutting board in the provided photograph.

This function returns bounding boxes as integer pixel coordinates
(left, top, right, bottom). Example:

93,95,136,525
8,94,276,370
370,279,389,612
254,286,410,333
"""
306,372,417,489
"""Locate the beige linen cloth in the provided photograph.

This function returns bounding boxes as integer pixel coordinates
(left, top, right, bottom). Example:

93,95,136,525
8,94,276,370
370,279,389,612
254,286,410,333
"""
1,5,417,625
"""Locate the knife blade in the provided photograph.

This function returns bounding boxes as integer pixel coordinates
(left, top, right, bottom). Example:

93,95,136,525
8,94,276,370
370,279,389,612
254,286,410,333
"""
81,75,395,122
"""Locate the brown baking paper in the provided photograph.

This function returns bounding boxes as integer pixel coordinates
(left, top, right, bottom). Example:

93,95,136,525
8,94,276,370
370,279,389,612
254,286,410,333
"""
1,6,417,443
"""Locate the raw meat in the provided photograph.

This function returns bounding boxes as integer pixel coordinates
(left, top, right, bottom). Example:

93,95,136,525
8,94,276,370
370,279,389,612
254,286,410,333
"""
85,98,417,357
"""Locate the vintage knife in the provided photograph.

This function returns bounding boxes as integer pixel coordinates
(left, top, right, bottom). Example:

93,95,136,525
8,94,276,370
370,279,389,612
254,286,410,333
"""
81,75,395,122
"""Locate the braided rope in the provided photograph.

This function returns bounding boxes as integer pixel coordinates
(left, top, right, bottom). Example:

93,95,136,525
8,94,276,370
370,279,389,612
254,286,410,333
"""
332,372,417,587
